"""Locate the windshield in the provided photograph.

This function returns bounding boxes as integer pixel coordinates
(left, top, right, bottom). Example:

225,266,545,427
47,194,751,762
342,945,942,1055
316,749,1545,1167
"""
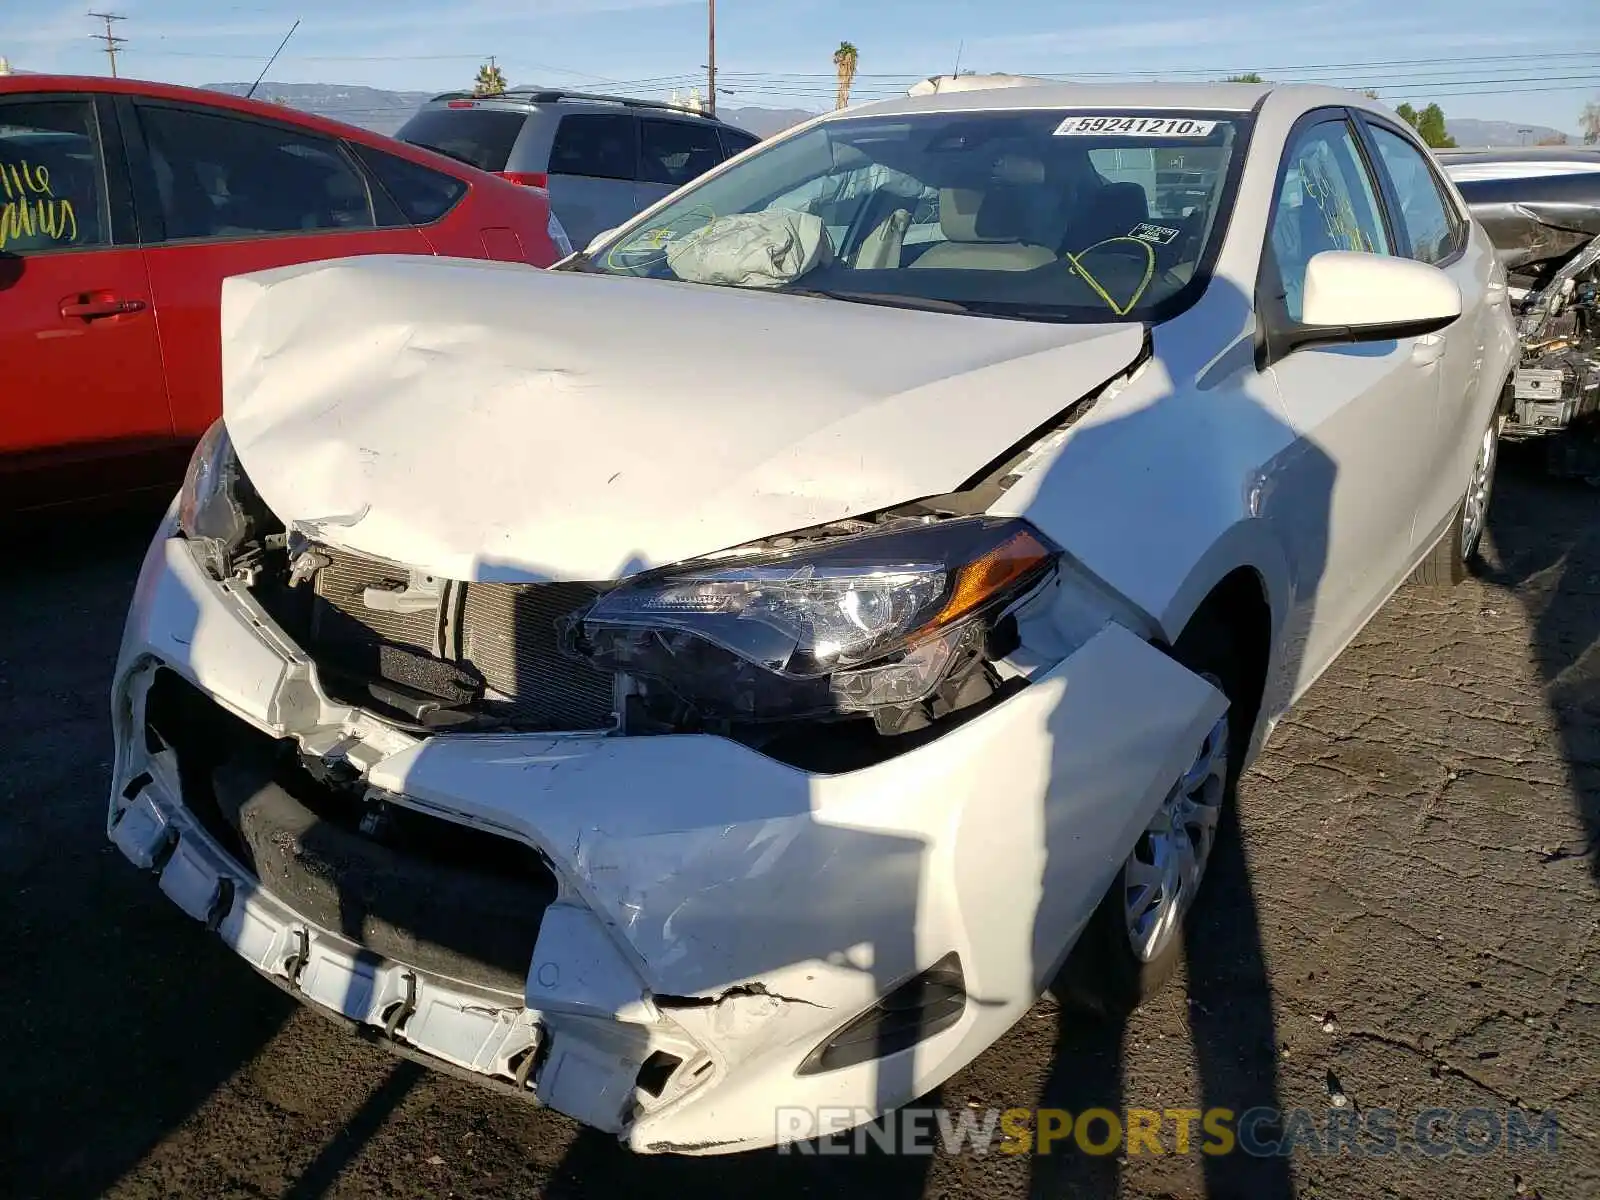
586,109,1250,322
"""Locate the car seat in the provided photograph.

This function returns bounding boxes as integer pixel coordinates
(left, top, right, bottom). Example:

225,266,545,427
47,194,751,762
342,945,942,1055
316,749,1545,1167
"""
908,183,1056,271
1067,181,1151,251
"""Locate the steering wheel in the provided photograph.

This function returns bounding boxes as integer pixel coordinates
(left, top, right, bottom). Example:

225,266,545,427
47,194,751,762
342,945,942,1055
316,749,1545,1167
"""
604,205,719,274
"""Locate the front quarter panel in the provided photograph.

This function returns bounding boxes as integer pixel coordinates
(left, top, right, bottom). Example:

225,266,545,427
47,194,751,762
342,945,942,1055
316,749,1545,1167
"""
990,282,1305,717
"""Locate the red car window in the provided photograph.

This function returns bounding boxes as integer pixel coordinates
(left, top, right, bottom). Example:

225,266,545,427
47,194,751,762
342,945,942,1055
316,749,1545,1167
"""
136,104,375,240
348,142,467,226
0,99,109,252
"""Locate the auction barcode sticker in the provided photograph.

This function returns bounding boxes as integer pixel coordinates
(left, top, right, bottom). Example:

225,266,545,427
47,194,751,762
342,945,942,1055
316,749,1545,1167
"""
1053,115,1218,137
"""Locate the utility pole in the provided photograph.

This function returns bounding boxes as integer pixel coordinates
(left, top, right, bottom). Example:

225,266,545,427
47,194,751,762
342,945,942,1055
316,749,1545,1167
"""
707,0,716,117
88,12,126,78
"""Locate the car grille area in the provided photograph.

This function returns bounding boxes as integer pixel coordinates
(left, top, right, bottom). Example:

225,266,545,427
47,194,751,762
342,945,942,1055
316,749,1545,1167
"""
263,545,617,731
144,669,558,995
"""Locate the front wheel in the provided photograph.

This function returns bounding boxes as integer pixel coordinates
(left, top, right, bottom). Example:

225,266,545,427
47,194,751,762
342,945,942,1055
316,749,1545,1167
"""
1413,414,1501,587
1054,617,1245,1017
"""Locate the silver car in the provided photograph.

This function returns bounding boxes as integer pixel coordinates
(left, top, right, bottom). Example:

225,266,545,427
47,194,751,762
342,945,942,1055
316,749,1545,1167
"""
396,88,762,249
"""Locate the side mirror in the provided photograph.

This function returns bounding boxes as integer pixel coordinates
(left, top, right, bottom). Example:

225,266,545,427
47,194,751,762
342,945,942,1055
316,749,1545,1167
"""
1301,250,1461,335
1260,249,1463,367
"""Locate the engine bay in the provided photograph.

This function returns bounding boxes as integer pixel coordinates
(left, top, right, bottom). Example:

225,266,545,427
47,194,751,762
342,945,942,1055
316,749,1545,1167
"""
1446,152,1600,478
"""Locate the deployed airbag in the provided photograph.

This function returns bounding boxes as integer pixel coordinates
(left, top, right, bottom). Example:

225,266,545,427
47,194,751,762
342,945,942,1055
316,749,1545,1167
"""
666,210,834,288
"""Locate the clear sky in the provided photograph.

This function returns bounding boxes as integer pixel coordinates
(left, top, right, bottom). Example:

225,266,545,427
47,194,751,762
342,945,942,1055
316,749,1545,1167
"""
3,0,1596,133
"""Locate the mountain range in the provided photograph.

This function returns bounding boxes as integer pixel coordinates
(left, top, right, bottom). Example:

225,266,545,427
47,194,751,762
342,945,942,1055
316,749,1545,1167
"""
209,82,1578,147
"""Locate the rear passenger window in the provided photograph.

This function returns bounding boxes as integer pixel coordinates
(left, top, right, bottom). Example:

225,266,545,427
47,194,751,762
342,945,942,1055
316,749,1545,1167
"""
137,105,374,240
548,114,637,181
0,98,108,253
350,143,466,225
718,127,761,158
1365,124,1462,264
639,119,723,186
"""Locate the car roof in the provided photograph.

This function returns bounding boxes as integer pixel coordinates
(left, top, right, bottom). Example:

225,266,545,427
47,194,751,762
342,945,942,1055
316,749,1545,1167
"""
835,80,1370,121
420,87,749,129
0,74,420,147
0,73,528,187
1434,146,1600,164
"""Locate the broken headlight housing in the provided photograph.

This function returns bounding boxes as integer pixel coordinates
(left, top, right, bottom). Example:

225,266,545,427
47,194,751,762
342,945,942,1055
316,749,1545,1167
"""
177,419,260,575
574,516,1060,723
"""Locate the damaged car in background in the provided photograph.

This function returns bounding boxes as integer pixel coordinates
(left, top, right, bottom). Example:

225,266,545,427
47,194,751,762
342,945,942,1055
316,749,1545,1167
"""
1439,146,1600,479
110,82,1515,1153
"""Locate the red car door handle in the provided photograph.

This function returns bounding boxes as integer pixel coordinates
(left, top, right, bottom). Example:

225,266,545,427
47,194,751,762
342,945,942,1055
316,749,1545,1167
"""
59,295,147,320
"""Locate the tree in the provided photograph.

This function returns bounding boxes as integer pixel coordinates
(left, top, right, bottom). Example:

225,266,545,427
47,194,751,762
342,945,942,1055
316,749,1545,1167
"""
1415,103,1456,148
1536,133,1569,146
473,60,506,97
1582,99,1600,146
1224,72,1264,83
1394,102,1455,147
832,41,858,110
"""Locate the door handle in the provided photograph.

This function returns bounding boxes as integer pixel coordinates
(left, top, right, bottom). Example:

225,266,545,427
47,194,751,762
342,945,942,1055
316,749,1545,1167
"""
59,294,147,321
1411,333,1446,366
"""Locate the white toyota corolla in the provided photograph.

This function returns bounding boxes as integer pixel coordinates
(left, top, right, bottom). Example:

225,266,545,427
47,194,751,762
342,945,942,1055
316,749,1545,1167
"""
109,82,1516,1152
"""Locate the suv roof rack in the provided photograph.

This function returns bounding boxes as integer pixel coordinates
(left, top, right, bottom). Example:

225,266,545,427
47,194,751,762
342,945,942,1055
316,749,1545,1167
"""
426,87,715,118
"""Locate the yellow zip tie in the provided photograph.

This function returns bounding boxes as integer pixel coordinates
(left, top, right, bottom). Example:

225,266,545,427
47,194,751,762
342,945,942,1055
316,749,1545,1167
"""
1064,236,1157,317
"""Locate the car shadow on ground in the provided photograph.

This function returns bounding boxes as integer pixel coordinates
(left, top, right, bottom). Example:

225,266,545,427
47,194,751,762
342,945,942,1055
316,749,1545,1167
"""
1029,799,1295,1198
0,503,299,1200
1480,443,1600,884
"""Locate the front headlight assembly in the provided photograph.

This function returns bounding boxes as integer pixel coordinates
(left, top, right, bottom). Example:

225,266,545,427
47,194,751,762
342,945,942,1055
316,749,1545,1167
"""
177,419,262,576
574,516,1063,726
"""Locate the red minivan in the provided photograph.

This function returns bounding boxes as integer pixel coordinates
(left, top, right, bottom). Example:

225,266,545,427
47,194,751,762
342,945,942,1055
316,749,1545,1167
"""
1,76,566,514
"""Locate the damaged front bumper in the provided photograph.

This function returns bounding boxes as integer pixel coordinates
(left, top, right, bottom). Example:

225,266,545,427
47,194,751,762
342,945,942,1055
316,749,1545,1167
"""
108,516,1224,1153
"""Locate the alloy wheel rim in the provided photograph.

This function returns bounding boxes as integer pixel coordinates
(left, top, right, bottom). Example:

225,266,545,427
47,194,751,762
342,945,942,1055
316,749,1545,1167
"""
1122,700,1230,963
1460,424,1497,558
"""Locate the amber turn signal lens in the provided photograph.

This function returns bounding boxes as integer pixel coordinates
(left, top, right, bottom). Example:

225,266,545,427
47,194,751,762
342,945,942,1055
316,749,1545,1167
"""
929,529,1053,629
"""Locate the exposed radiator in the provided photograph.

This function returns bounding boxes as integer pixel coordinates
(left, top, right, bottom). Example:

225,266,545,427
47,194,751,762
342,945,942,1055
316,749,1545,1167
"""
300,547,616,731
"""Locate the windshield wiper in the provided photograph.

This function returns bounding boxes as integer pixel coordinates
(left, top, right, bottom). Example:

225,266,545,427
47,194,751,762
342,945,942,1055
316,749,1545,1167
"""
554,249,602,273
780,288,973,314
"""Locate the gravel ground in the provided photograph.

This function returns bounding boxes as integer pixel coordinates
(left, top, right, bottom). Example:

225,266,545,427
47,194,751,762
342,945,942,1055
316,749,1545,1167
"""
2,452,1596,1200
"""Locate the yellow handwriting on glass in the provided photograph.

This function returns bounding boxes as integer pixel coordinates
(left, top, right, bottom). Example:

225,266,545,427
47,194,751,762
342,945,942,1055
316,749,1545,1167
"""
0,160,79,250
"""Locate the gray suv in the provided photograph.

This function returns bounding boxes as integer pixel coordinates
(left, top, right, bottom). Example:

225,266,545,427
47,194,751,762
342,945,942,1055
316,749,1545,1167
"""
397,88,762,251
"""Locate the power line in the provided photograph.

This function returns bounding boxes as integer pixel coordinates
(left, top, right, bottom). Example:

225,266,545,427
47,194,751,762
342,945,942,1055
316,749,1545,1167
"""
720,50,1600,82
130,49,490,61
290,77,1596,124
87,11,126,78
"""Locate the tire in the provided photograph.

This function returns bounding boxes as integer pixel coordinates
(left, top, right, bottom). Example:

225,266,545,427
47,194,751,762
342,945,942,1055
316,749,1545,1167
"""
1053,612,1248,1018
1413,414,1501,588
1410,508,1468,587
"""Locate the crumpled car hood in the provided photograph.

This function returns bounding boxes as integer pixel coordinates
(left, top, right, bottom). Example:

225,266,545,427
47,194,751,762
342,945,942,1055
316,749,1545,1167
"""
220,255,1145,582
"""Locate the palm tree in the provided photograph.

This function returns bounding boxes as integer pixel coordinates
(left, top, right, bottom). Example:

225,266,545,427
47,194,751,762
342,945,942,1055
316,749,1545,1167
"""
833,41,859,110
474,61,507,97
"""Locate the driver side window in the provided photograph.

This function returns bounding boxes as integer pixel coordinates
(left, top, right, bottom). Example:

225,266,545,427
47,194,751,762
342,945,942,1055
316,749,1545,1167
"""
1268,119,1392,320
